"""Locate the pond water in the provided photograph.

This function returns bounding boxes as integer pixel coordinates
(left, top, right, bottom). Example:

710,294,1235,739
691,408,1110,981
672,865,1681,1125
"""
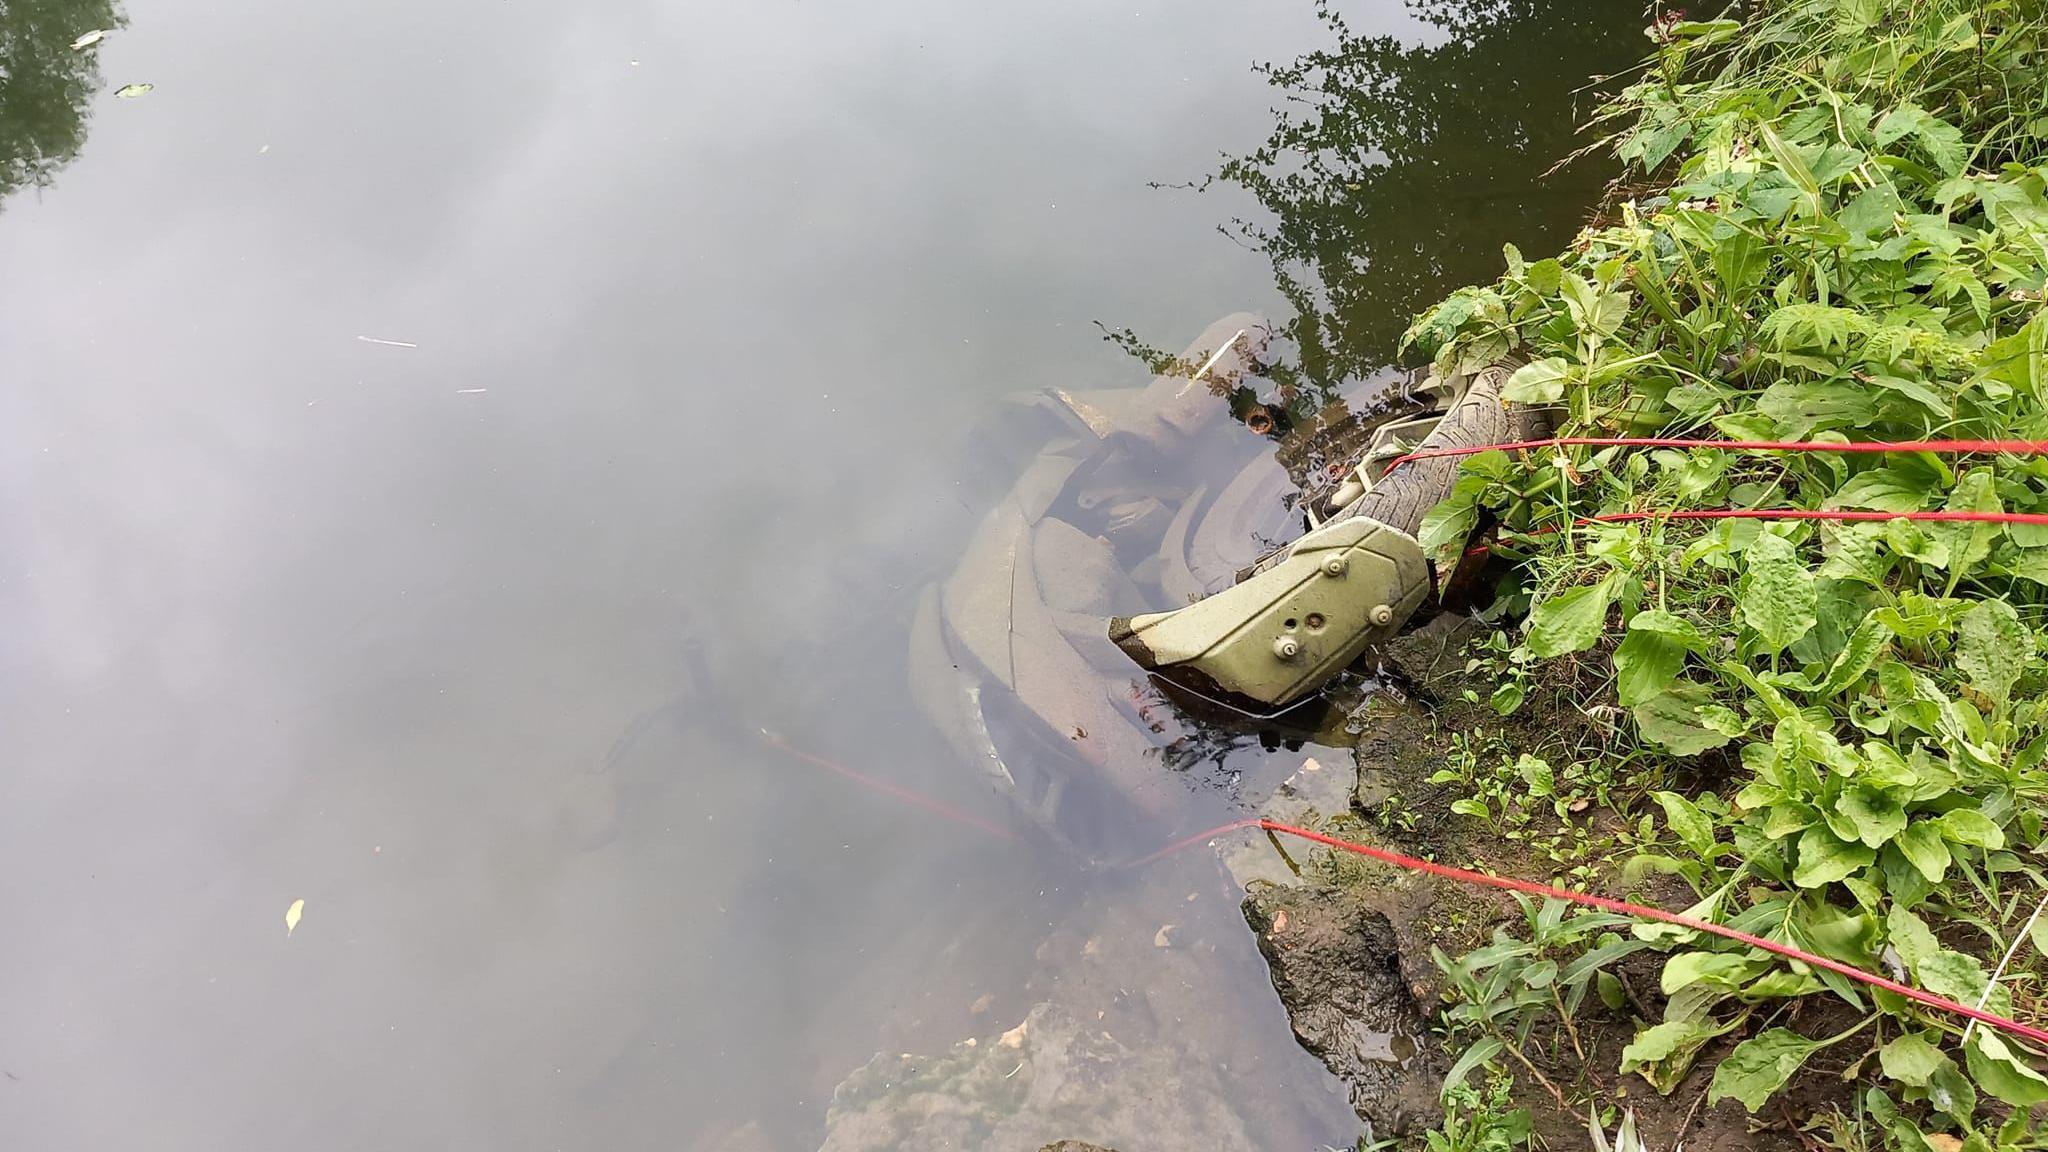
0,1,1641,1148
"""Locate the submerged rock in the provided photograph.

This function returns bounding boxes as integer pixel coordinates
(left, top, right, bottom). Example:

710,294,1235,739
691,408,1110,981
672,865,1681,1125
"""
817,1002,1258,1152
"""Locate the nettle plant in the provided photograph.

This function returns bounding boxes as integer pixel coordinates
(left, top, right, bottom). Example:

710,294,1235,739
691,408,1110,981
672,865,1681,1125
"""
1402,0,2048,1140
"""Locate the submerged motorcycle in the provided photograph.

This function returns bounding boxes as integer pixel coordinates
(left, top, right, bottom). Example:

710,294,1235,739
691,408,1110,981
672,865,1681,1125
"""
909,314,1542,859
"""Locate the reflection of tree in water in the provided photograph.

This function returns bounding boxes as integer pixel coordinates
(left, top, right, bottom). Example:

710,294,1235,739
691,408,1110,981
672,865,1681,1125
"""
1105,0,1645,414
1,0,126,205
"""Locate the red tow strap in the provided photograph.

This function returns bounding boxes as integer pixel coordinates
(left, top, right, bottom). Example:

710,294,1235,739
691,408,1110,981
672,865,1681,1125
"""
1379,435,2048,530
1386,436,2048,472
1141,818,2048,1049
759,730,2048,1049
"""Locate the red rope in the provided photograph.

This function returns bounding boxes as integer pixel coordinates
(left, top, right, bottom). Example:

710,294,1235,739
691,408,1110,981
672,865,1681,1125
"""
760,730,1023,842
1150,818,2048,1049
758,734,2048,1047
1385,436,2048,474
1590,507,2048,527
1373,435,2048,530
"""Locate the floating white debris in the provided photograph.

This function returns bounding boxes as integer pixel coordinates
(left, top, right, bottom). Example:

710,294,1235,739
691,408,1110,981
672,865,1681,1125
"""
355,335,418,348
71,29,109,50
115,83,153,99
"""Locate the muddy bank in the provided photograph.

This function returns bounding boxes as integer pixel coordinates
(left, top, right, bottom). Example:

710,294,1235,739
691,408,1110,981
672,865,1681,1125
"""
1242,883,1440,1137
1238,617,1811,1151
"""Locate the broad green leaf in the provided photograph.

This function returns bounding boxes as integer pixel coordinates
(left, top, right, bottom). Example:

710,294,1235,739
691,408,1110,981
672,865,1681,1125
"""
1635,686,1735,755
1798,900,1881,965
1893,822,1951,883
1833,469,1933,513
1615,629,1685,706
1886,519,1950,569
1916,949,1999,1008
1755,120,1820,209
1652,791,1716,857
1502,357,1572,403
1628,608,1710,650
1937,809,2005,849
1878,1031,1946,1087
1525,576,1616,658
1442,1034,1504,1094
1660,950,1756,994
1819,524,1893,586
1875,104,1967,176
1929,1057,1977,1124
1838,786,1907,848
1744,969,1825,998
1418,464,1500,570
1931,470,2002,581
1966,1030,2048,1107
1839,184,1902,237
1760,303,1872,352
1817,615,1890,696
1956,600,2031,703
1887,906,1943,970
1621,1019,1721,1095
1756,381,1877,437
1978,310,2048,401
1793,827,1874,888
1740,533,1816,654
1709,1028,1828,1112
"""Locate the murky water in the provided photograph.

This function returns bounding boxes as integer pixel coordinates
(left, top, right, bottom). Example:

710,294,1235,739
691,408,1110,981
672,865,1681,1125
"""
0,1,1640,1148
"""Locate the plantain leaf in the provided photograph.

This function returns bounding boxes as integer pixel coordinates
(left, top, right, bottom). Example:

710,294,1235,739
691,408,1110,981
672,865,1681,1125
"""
1709,1029,1829,1112
1740,533,1816,654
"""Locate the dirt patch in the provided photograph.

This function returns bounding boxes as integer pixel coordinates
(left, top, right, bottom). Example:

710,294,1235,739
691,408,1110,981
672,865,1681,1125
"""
1237,614,1831,1151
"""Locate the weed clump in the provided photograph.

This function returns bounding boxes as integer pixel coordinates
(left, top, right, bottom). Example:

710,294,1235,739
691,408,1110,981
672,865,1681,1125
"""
1404,1,2048,1146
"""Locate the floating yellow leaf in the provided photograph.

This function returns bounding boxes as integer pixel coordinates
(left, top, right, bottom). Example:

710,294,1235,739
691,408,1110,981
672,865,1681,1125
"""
284,898,305,937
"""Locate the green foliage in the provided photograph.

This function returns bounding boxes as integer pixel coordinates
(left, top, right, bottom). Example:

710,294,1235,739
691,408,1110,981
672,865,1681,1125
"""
0,0,128,207
1426,1071,1533,1152
1407,0,2048,1144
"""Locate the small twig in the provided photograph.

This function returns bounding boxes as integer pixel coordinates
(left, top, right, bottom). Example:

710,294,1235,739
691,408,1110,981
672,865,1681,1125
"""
1501,1036,1570,1111
1616,970,1657,1021
1778,1100,1824,1152
1553,988,1590,1066
1677,1083,1711,1141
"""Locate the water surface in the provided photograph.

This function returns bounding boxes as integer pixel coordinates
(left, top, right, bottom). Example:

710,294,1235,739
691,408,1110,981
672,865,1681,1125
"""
0,1,1640,1147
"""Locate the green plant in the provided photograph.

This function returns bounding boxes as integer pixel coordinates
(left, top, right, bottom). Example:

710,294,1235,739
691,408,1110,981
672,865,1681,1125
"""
1401,0,2048,1143
1426,1071,1535,1152
1435,895,1652,1105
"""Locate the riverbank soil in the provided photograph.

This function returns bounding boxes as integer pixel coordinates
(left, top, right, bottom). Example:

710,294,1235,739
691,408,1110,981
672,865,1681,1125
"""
1242,617,1821,1150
